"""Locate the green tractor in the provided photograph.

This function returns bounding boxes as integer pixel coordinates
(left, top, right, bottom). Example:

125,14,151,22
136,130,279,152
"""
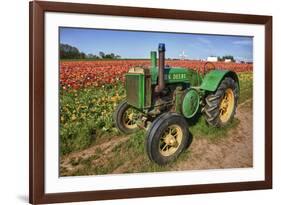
114,43,239,165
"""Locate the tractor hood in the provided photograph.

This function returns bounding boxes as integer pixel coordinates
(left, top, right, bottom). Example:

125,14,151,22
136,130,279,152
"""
151,67,200,86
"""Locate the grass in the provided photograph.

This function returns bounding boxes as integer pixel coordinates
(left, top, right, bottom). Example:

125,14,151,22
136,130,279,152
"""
59,81,125,155
190,117,240,142
60,72,253,175
238,72,253,104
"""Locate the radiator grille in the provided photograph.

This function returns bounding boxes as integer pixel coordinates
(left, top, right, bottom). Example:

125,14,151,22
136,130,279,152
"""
126,75,140,108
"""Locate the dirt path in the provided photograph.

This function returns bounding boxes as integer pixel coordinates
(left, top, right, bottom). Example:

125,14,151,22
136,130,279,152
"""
172,99,253,171
60,136,130,175
60,99,252,175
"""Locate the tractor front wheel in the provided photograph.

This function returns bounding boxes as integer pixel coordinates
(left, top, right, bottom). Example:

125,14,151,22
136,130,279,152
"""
114,100,141,134
203,77,239,127
146,112,189,165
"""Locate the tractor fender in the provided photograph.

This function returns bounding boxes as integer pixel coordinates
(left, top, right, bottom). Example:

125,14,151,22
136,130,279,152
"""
200,70,239,92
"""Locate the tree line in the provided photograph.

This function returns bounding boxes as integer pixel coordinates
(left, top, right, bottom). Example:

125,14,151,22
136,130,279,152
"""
218,55,235,62
60,44,121,60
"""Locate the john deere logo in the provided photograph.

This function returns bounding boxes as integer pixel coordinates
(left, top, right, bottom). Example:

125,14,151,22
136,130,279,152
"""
164,73,187,80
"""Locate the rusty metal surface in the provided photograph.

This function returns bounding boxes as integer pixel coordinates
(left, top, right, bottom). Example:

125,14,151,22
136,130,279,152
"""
155,43,166,93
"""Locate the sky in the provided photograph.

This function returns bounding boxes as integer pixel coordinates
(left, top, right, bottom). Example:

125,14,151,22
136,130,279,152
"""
60,27,253,62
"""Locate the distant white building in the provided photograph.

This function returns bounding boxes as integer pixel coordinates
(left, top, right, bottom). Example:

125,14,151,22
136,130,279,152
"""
224,59,232,63
207,56,218,62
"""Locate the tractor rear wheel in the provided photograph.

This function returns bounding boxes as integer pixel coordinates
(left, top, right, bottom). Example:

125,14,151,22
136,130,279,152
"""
114,100,141,134
146,112,189,165
203,77,239,127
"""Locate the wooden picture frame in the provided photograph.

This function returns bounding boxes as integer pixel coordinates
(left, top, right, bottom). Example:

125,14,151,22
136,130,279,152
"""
29,1,272,204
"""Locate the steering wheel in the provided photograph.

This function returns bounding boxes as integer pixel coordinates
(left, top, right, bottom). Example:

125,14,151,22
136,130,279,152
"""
201,62,216,75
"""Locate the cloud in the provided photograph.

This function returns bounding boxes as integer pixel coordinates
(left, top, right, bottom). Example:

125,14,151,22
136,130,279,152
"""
197,37,212,45
232,40,252,46
196,37,213,54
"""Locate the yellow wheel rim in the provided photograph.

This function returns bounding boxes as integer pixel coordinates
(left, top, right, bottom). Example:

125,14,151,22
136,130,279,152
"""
219,88,235,123
122,108,138,129
159,125,183,157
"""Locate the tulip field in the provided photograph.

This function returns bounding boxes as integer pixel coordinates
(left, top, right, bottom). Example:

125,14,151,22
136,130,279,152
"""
60,60,252,90
59,59,253,176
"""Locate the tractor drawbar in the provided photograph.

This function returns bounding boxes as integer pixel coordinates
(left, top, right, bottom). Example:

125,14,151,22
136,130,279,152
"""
155,43,166,93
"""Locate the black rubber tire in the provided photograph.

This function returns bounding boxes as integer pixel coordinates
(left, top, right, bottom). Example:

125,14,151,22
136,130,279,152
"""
146,112,189,165
203,77,239,127
113,100,139,134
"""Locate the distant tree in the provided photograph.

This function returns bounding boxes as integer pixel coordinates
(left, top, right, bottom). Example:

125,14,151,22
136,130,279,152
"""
87,53,94,59
99,51,105,59
99,52,121,59
104,54,110,59
110,53,115,59
80,52,86,59
221,55,235,62
60,44,84,59
86,54,100,59
60,44,121,60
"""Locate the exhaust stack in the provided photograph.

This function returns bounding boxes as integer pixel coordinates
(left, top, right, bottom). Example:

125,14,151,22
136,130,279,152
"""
155,43,166,93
